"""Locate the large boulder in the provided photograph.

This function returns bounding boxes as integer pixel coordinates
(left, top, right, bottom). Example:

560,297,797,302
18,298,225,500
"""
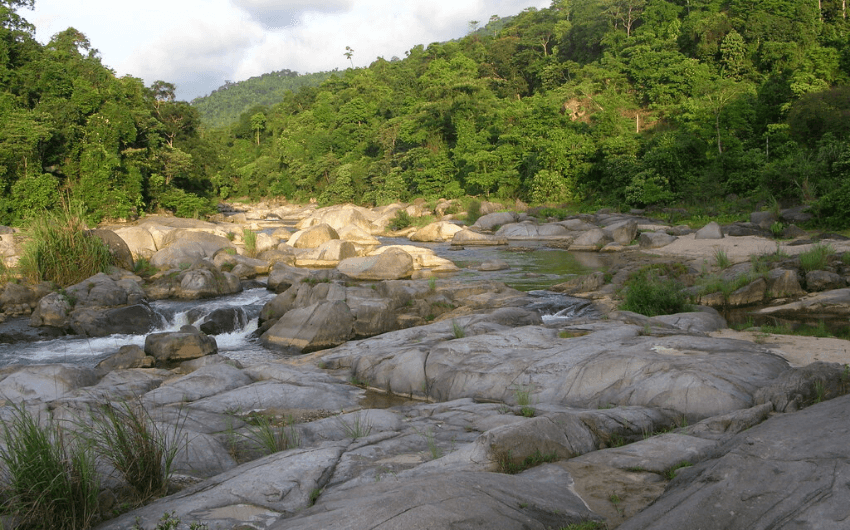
295,240,358,267
618,394,850,530
260,300,354,353
409,221,463,242
639,232,677,249
694,221,723,240
472,211,518,231
69,304,159,337
0,364,98,403
337,248,415,280
451,229,507,246
90,229,134,270
149,240,207,269
114,226,158,259
570,228,613,251
64,272,131,307
288,224,340,249
296,205,375,233
603,220,638,245
144,327,218,363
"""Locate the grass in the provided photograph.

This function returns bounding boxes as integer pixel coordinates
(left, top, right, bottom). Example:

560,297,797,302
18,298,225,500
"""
428,276,437,292
512,383,536,418
799,242,835,272
770,221,785,238
620,266,690,317
713,248,731,269
0,405,100,530
452,319,467,339
17,204,113,286
416,428,442,460
389,210,413,230
336,412,372,440
559,522,607,530
242,228,257,257
465,199,482,225
663,461,692,480
242,414,300,455
131,511,209,530
496,449,559,474
132,257,158,277
84,400,184,503
759,320,849,339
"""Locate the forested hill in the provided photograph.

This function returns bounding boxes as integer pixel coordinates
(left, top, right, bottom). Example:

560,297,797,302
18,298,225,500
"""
191,70,339,128
208,0,850,228
2,1,850,229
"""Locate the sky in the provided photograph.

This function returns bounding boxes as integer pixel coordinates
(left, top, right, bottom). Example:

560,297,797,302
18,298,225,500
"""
25,0,551,101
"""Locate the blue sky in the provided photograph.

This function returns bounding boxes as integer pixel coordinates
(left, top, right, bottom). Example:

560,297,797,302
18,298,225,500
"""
25,0,551,100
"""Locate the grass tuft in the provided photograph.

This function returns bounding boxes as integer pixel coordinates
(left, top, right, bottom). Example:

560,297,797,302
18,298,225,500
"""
17,204,113,286
0,404,100,530
84,400,184,503
713,248,731,269
242,228,257,258
242,414,300,455
799,243,835,272
496,449,559,474
336,412,372,440
620,267,690,316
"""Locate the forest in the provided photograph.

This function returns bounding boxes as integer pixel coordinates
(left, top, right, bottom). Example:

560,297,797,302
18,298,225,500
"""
2,0,850,227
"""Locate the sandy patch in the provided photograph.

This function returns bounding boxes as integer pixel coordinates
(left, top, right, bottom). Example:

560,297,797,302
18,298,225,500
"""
709,328,850,367
648,234,850,265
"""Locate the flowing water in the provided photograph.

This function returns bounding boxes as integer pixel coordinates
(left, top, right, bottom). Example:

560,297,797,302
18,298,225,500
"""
0,239,610,368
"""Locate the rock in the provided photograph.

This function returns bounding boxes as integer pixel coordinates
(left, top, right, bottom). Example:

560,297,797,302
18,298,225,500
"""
149,240,207,269
477,259,510,271
723,223,768,237
29,292,72,328
617,394,850,530
782,223,808,239
297,204,375,234
451,229,507,246
780,205,813,224
725,277,766,307
805,270,846,291
560,219,598,231
639,231,677,249
288,224,340,249
143,363,253,406
569,432,718,475
694,221,723,239
472,211,518,231
337,248,415,280
766,269,806,297
750,211,778,229
1,282,43,310
494,222,540,238
90,229,134,270
336,225,380,246
95,345,155,375
370,245,459,273
757,288,850,318
196,307,250,335
570,228,613,251
261,300,354,353
277,467,599,530
604,219,638,245
652,306,727,333
145,328,218,363
177,262,242,299
551,272,605,294
0,364,98,403
258,247,297,267
161,229,234,256
409,221,463,242
296,240,357,267
64,272,129,307
114,226,158,259
754,361,849,413
69,303,159,337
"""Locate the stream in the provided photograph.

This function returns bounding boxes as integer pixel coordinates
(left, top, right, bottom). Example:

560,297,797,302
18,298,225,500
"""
0,239,610,368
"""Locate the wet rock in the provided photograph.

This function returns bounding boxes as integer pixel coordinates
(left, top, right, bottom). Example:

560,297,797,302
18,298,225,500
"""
145,328,218,363
70,303,158,337
477,259,510,271
195,307,250,335
95,345,155,375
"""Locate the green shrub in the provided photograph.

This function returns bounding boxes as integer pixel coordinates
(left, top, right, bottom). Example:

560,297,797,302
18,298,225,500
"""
0,405,99,530
620,268,690,316
17,205,113,286
465,199,482,224
389,210,412,230
242,228,257,257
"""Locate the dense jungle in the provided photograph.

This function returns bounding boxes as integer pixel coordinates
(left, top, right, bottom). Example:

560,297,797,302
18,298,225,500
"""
2,0,850,228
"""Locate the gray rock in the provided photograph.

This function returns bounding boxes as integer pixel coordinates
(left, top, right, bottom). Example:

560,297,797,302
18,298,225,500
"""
639,232,676,249
0,364,97,403
570,433,718,474
694,221,723,239
757,288,850,318
196,307,250,335
551,272,605,294
261,300,354,353
570,228,612,251
69,303,158,337
29,292,72,328
288,223,339,249
780,205,813,224
450,229,508,246
150,240,208,269
754,361,849,413
472,211,518,231
805,270,846,291
652,306,727,333
767,269,806,297
750,211,778,229
337,248,414,280
275,467,599,530
725,277,766,307
95,345,154,375
65,272,129,307
145,328,218,363
618,394,850,530
604,219,638,245
90,229,135,270
143,364,252,406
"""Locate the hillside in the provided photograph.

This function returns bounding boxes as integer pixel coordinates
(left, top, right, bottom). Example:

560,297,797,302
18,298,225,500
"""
191,69,339,128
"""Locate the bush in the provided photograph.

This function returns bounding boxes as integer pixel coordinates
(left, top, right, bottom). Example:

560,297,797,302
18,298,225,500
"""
389,209,412,230
620,268,690,316
799,243,834,272
0,405,99,530
17,205,113,286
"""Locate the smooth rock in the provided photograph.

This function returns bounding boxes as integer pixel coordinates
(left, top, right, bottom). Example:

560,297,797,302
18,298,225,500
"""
145,329,218,363
694,221,723,239
451,229,507,246
639,232,676,249
288,224,339,249
805,270,845,291
569,228,612,251
261,300,354,353
337,248,414,280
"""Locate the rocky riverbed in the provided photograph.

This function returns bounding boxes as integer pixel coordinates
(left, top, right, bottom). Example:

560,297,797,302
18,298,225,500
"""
0,200,848,529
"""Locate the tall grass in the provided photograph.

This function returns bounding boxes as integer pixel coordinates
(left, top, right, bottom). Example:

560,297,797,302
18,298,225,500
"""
84,401,183,503
17,205,113,286
0,405,99,530
799,243,835,272
242,228,257,258
242,414,300,455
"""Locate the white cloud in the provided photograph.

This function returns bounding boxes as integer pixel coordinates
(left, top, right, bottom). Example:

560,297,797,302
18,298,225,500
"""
231,0,354,27
27,0,552,100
